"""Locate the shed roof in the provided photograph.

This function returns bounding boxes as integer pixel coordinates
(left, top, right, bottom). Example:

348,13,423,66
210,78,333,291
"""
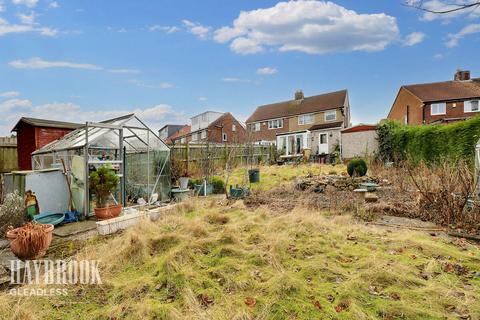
341,124,377,133
246,90,347,123
11,117,82,132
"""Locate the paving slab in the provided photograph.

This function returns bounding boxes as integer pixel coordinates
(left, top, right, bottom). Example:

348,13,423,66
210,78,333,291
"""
53,220,97,238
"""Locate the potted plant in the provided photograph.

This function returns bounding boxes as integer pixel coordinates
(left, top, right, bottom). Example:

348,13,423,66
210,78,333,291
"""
6,222,54,259
179,169,192,190
89,165,121,220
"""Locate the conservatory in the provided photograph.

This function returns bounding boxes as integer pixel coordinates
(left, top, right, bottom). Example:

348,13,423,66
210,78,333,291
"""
31,114,171,218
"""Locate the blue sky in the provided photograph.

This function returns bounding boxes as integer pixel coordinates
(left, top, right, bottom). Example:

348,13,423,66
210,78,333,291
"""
1,0,479,135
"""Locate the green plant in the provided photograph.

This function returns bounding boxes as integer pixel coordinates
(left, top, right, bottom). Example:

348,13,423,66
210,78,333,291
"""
347,159,368,177
89,165,119,208
210,176,225,194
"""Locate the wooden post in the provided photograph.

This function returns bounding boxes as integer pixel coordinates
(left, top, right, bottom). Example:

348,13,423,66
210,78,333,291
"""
185,143,190,173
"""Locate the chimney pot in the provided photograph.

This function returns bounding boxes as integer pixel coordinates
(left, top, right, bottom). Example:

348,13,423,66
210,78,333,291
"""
294,90,304,100
454,70,470,81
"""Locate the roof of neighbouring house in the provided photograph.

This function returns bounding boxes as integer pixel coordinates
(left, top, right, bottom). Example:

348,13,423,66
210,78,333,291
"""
402,80,480,103
167,125,191,143
341,124,377,133
11,117,82,132
309,121,344,131
246,89,348,123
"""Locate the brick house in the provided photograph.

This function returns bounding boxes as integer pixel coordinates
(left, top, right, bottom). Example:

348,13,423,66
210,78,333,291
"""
388,70,480,125
245,90,351,156
159,124,186,143
11,117,82,170
170,111,246,144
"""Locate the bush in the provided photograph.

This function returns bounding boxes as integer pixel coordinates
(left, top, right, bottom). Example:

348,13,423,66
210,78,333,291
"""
347,159,368,177
0,192,26,234
376,117,480,164
210,176,225,194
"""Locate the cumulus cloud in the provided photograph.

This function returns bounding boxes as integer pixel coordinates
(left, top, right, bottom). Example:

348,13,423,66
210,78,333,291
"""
0,98,188,135
182,19,210,39
49,1,58,8
213,0,399,55
0,17,57,36
0,91,20,98
17,11,36,25
12,0,38,8
403,32,425,46
222,77,251,83
445,24,480,47
256,67,277,75
0,1,5,12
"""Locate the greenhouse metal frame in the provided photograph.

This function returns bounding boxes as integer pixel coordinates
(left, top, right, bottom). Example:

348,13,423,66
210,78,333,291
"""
32,114,171,218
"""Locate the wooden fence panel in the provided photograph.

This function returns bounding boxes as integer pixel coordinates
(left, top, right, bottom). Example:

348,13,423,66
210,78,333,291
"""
0,137,18,173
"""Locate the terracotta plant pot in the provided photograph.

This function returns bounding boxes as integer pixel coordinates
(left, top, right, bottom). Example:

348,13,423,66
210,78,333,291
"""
6,224,54,260
94,204,122,220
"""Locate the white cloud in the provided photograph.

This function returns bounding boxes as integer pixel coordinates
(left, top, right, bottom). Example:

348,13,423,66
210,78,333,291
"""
17,11,36,25
12,0,37,8
0,1,5,12
49,1,58,8
198,97,207,101
9,57,101,70
433,53,444,59
409,0,480,21
0,91,20,98
148,25,179,33
403,32,425,46
0,98,188,135
182,19,210,39
256,67,277,75
213,0,399,55
222,77,251,83
445,23,480,47
129,79,174,89
0,18,57,37
107,68,140,74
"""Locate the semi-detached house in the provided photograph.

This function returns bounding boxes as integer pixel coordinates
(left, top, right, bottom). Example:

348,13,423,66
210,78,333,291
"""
245,90,351,156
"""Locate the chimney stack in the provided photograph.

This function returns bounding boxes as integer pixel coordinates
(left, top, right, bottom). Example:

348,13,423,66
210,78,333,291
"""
454,70,470,81
294,90,304,100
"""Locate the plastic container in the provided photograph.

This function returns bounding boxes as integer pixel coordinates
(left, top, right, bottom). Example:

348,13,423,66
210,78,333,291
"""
248,169,260,183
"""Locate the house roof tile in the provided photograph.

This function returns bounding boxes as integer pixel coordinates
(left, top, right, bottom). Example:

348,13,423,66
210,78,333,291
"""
246,90,347,123
403,80,480,103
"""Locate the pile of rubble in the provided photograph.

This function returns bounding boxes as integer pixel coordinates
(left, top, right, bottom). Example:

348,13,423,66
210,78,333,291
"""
294,174,379,193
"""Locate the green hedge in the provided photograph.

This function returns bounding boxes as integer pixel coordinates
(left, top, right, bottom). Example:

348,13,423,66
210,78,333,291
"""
377,116,480,164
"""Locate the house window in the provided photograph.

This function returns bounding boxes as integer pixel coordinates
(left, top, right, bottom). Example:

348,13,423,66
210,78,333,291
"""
191,133,197,141
222,133,227,142
232,124,236,132
465,100,479,113
180,137,186,144
325,110,336,121
268,119,283,129
298,114,314,125
430,103,446,115
201,130,207,139
252,122,260,132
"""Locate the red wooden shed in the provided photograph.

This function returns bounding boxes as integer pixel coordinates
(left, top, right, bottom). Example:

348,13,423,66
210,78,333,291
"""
11,117,82,170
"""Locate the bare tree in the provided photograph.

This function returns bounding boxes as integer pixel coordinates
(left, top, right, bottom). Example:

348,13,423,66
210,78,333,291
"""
404,0,480,14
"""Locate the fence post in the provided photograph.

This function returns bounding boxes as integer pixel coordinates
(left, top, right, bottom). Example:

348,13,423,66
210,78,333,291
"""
185,143,190,172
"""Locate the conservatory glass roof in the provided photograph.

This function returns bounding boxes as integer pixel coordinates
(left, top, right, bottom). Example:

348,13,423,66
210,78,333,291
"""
32,114,169,154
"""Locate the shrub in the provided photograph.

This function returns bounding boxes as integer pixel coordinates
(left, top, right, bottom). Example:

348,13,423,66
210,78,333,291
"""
210,176,225,194
347,159,368,177
0,192,26,234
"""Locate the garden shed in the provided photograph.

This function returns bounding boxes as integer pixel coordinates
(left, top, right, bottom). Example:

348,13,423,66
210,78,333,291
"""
31,114,171,218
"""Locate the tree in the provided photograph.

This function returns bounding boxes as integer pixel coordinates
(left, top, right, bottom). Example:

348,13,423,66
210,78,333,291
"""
404,0,480,14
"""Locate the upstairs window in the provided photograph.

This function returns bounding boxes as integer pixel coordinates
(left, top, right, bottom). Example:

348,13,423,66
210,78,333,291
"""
431,103,446,115
298,113,314,125
325,110,336,121
222,133,227,142
232,124,236,132
268,119,283,129
201,130,207,139
250,122,260,132
191,133,198,141
465,100,479,113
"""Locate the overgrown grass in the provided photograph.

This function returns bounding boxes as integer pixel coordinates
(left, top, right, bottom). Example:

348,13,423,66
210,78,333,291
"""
225,163,346,191
1,197,479,319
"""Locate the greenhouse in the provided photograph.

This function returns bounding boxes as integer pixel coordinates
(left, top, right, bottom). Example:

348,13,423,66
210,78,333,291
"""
31,114,171,218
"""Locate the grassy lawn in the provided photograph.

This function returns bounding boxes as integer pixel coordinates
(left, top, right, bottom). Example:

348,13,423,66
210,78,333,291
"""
1,164,479,319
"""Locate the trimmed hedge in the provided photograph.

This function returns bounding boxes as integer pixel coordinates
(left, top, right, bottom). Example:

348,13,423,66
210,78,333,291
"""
377,116,480,164
347,159,368,177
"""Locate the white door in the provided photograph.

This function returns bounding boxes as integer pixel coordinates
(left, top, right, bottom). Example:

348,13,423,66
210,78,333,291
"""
319,133,328,154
